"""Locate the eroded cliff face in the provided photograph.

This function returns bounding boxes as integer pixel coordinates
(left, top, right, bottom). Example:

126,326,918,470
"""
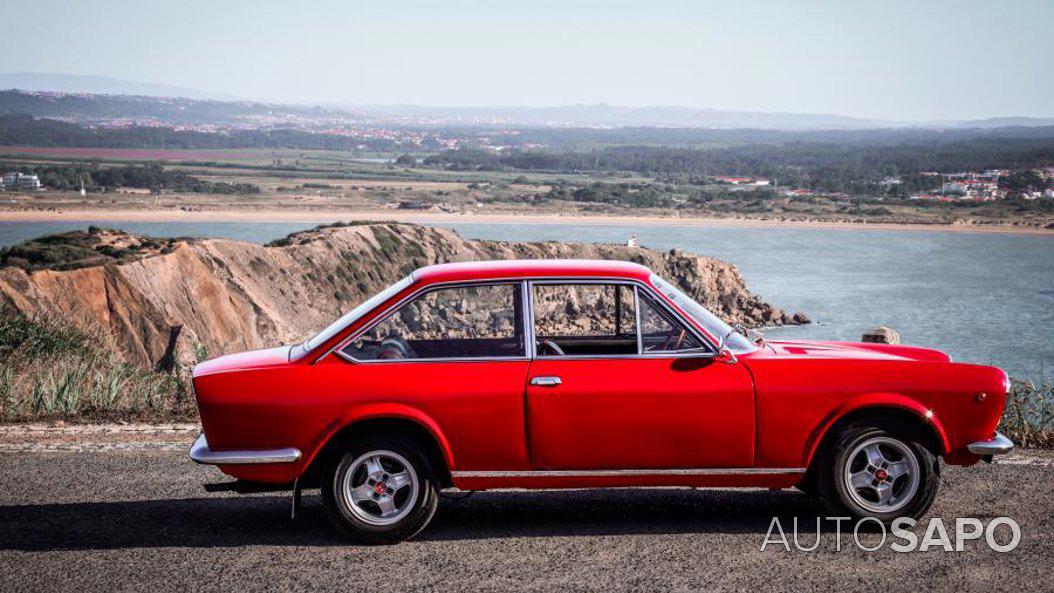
0,223,800,367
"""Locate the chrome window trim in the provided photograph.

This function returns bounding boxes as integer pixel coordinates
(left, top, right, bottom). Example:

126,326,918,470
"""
523,279,537,360
635,288,713,355
527,278,716,360
333,279,530,364
451,467,806,478
633,285,644,355
319,274,719,364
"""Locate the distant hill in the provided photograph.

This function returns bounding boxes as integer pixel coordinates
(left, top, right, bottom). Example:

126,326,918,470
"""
0,76,1052,133
0,72,238,101
0,89,343,126
956,116,1054,129
357,103,895,130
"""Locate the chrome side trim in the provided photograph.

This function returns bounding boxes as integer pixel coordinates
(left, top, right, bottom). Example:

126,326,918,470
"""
967,432,1014,455
451,467,807,478
189,433,302,465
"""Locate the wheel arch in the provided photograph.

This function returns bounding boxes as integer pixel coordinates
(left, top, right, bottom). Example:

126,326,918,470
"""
299,405,455,488
804,394,950,470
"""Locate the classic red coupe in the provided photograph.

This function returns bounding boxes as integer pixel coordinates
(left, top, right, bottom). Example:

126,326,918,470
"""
190,259,1013,544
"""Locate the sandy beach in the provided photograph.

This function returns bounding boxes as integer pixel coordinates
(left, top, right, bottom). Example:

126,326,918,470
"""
2,207,1053,235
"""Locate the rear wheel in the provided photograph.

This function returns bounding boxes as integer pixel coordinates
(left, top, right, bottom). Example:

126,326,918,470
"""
321,436,439,544
817,424,939,524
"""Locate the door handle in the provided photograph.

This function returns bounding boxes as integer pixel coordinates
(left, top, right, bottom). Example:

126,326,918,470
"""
530,376,562,387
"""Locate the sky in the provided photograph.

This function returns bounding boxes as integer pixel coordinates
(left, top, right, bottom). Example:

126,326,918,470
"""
1,0,1051,121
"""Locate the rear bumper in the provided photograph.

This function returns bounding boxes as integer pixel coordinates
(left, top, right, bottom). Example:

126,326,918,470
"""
967,432,1015,456
189,433,302,465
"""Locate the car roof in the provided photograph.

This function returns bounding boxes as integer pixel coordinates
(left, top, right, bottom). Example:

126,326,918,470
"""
412,259,654,285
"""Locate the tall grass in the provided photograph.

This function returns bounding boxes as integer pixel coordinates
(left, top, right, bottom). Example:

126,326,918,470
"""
0,315,194,422
1000,378,1053,448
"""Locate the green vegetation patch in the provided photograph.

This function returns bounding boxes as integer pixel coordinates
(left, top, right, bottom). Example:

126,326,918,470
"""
0,158,260,194
0,226,189,271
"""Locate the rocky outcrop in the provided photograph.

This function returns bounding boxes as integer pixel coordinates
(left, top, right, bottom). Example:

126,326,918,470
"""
0,222,802,367
862,326,900,344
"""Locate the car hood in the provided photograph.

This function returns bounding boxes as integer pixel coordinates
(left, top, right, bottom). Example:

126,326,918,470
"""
193,345,293,377
763,340,953,363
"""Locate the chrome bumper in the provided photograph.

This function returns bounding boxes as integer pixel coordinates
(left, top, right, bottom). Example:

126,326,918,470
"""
189,433,302,465
967,432,1015,456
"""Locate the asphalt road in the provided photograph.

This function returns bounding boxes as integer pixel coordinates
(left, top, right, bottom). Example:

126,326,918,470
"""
0,446,1051,592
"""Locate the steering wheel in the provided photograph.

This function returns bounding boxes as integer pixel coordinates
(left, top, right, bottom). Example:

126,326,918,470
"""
537,339,565,356
378,336,414,359
660,328,686,352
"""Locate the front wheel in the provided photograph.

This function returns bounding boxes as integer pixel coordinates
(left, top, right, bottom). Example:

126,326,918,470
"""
817,425,939,524
321,437,439,544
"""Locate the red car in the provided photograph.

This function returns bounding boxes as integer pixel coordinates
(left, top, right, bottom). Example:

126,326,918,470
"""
190,259,1013,544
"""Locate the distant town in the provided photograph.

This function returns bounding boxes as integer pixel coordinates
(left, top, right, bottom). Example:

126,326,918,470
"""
712,169,1054,201
1,88,1052,230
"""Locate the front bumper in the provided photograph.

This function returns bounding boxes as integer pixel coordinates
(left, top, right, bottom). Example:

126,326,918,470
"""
189,433,302,465
967,432,1015,456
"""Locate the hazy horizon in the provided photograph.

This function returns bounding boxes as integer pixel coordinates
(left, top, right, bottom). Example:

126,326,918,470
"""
1,0,1051,121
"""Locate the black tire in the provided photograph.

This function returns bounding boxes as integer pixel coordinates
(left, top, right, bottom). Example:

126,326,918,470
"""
321,435,439,545
816,423,939,524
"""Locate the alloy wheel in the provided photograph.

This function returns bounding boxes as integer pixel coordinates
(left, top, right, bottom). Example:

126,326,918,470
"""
341,449,419,526
842,436,920,514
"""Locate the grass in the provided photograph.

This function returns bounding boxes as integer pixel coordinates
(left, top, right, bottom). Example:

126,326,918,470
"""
0,315,193,423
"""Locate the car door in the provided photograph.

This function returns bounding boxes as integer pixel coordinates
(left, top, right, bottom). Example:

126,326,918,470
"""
525,281,756,469
332,281,533,470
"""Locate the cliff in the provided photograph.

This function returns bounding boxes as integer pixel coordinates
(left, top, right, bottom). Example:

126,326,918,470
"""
0,223,802,367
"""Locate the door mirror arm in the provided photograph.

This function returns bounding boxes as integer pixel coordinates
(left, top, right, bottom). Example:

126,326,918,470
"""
717,330,739,365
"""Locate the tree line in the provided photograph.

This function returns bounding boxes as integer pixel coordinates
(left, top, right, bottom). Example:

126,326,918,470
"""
0,114,449,152
423,141,1054,196
1,161,260,194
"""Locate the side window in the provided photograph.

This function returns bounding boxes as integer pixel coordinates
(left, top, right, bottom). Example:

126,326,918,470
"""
639,293,706,353
532,284,637,356
342,283,524,360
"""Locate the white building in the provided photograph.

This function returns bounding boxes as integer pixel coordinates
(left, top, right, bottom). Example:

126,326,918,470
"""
1,172,18,190
2,172,42,191
18,174,41,190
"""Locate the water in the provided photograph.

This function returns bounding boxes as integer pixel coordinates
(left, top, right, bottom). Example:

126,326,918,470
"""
2,220,1052,379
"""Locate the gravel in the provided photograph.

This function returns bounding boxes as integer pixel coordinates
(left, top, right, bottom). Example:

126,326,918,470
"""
0,446,1051,592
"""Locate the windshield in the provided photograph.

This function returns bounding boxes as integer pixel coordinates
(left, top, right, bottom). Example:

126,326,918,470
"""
649,274,757,353
302,275,414,352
